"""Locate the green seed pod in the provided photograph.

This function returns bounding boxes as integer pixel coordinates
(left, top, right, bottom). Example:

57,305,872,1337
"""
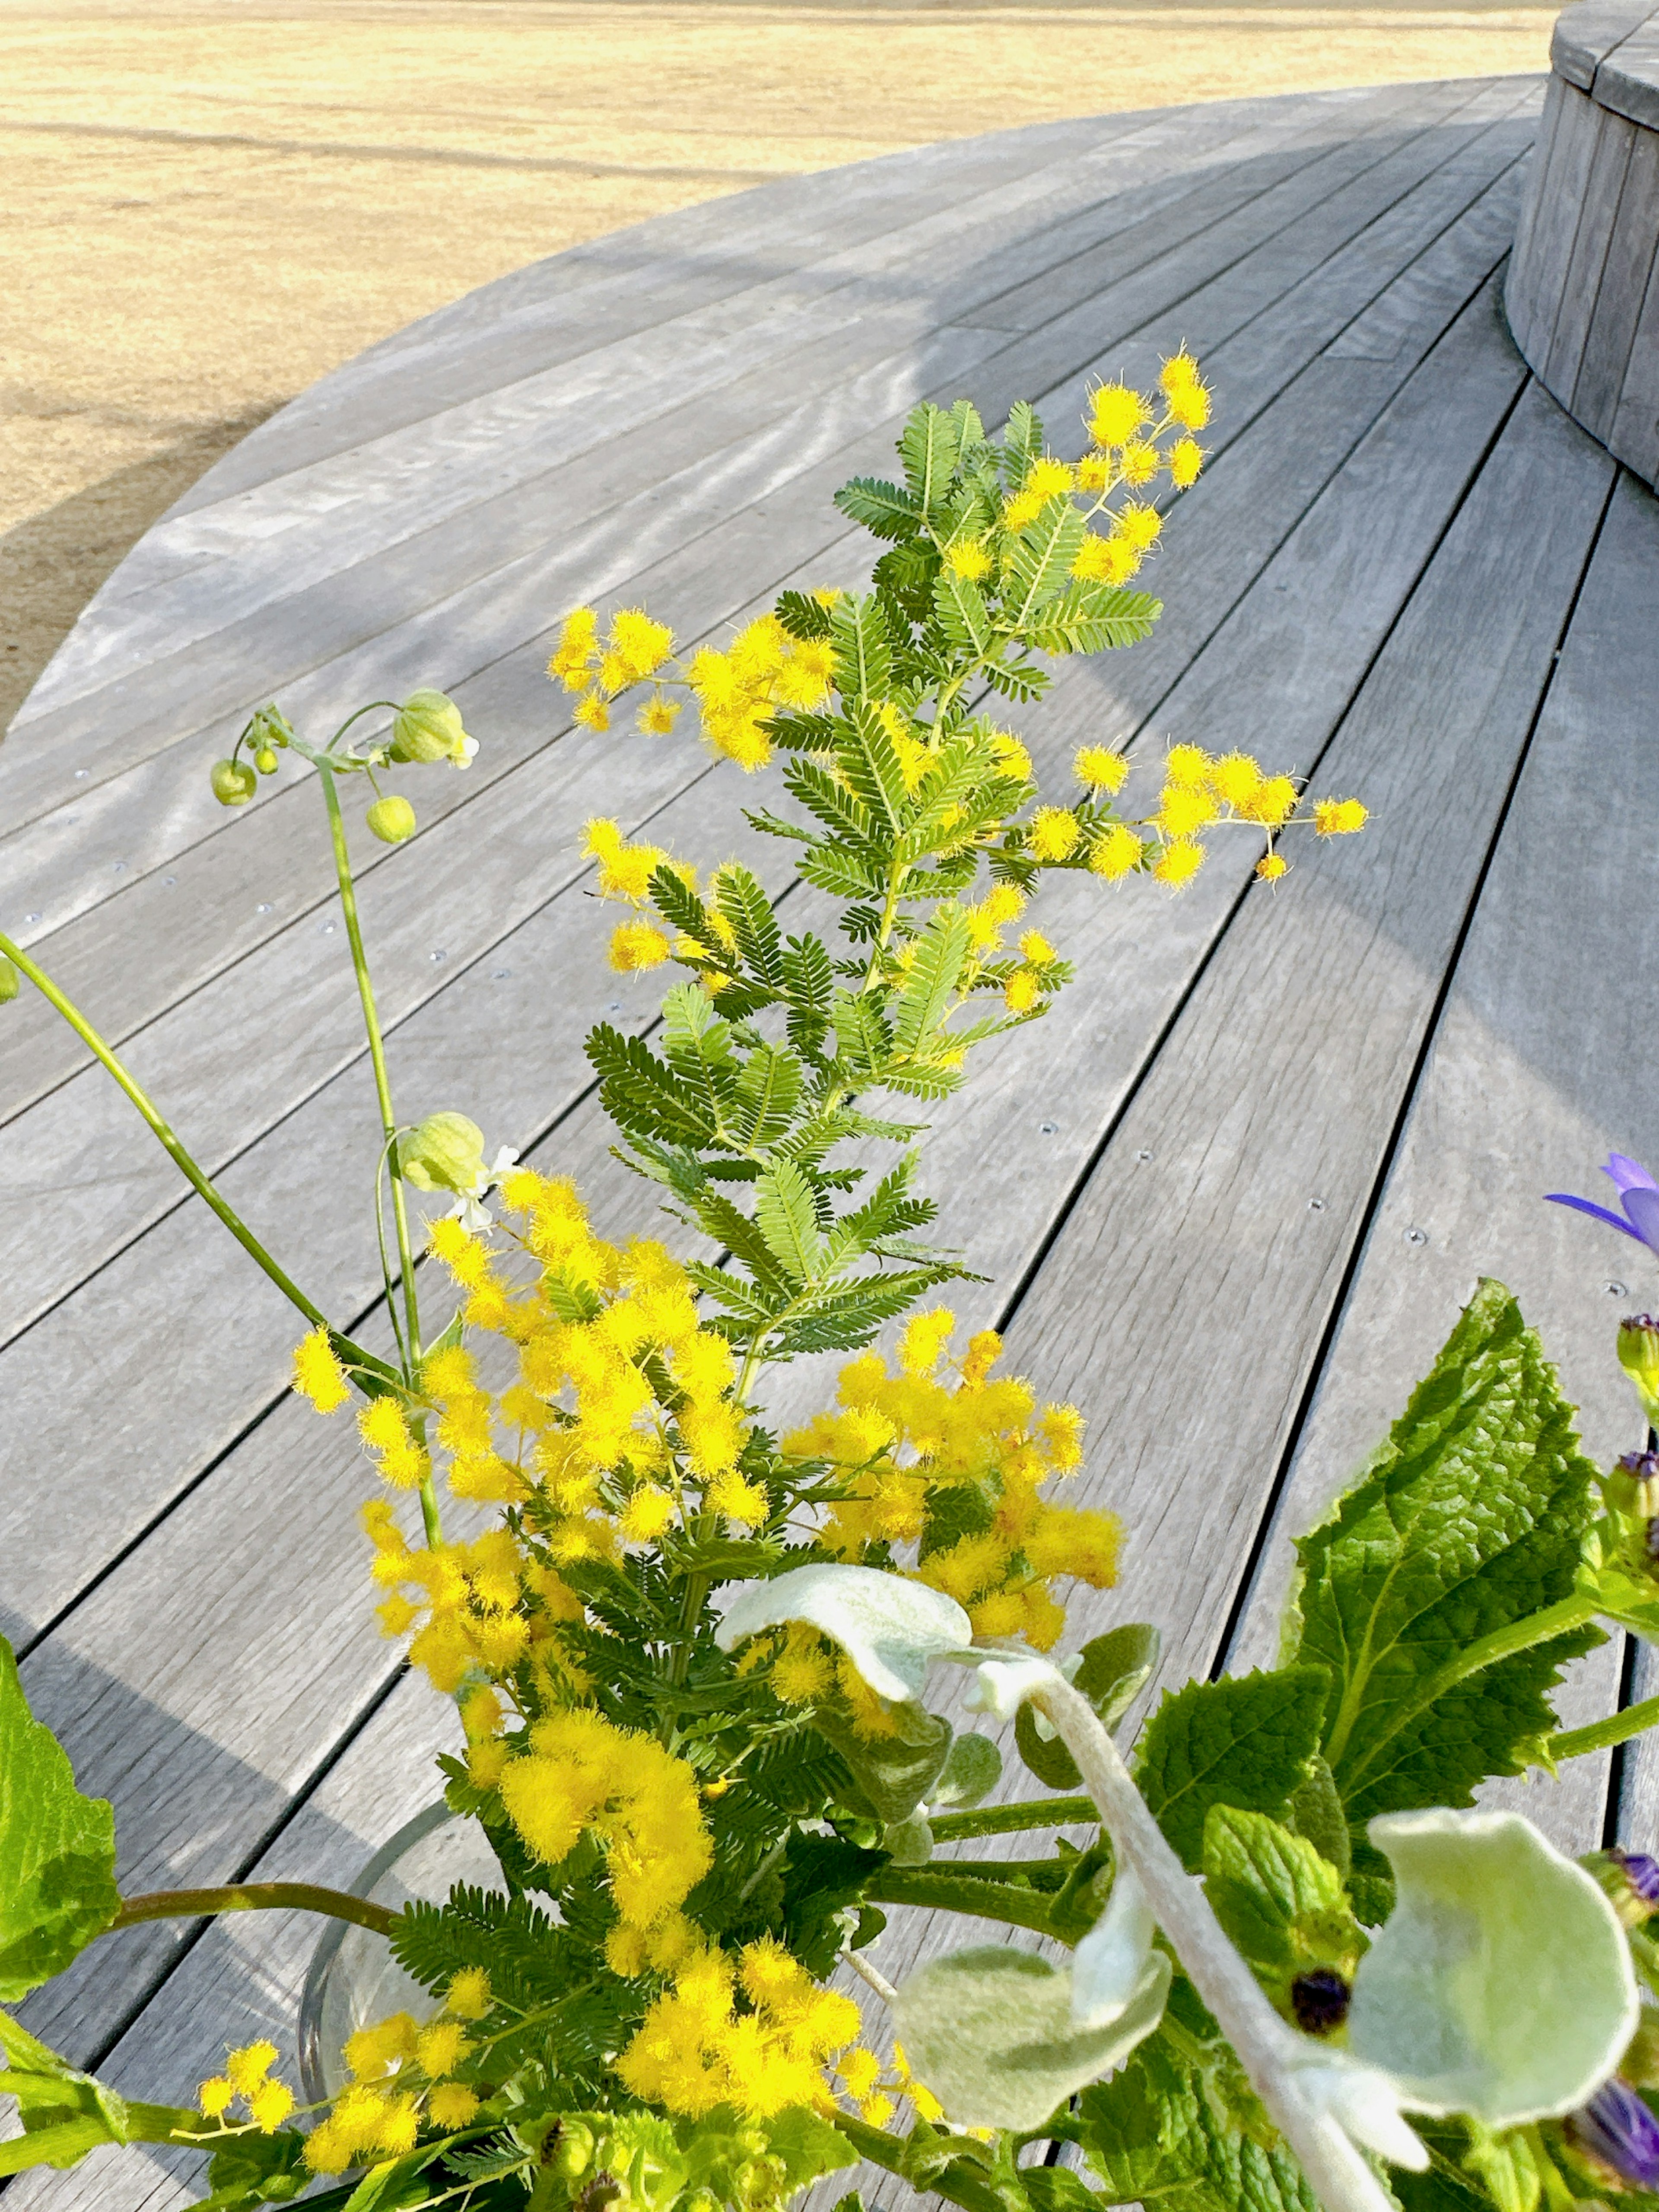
366,794,418,844
253,745,279,775
395,1110,486,1195
389,687,475,767
0,955,19,1004
210,758,257,806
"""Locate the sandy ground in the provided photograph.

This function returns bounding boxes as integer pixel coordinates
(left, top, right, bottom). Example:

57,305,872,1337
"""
0,0,1552,731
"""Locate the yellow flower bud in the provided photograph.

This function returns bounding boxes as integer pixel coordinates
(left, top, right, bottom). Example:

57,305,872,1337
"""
0,955,18,1004
210,758,256,806
390,689,476,768
366,795,418,844
396,1111,486,1196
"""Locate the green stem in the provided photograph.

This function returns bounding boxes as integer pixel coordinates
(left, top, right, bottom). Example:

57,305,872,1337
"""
864,1865,1056,1936
930,1795,1098,1841
317,767,440,1548
318,766,420,1365
832,2113,1004,2212
109,1881,397,1939
0,932,340,1340
1329,1591,1598,1786
1548,1690,1659,1763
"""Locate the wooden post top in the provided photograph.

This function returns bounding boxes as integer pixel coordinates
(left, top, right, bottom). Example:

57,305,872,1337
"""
1552,0,1659,127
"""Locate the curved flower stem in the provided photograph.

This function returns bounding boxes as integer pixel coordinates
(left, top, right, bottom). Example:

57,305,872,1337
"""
832,2111,1004,2212
109,1881,397,1939
930,1794,1097,1842
1549,1691,1659,1762
0,931,349,1343
1031,1676,1390,2212
865,1866,1059,1937
317,765,421,1372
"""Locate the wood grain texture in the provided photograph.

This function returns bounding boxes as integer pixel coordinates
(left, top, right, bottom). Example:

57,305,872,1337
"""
1505,4,1659,483
16,74,1659,2207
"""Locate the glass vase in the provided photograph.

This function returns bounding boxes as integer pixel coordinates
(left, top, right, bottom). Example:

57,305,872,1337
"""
297,1802,506,2104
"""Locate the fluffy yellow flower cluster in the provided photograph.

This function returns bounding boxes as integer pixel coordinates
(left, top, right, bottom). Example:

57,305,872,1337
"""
615,1934,861,2120
580,814,708,975
302,1972,491,2173
685,610,836,772
495,1706,714,1929
547,603,833,769
779,1310,1118,1681
1135,742,1370,890
296,1173,772,1697
547,606,676,734
196,2039,294,2135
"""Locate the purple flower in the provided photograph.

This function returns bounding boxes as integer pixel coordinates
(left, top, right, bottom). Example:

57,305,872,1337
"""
1571,2079,1659,2187
1547,1155,1659,1253
1612,1847,1659,1907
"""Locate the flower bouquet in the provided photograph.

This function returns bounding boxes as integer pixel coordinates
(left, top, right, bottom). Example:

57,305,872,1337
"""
4,362,1659,2212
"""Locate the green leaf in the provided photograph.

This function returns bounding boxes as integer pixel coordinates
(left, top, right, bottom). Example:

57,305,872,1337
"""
893,904,971,1055
1004,503,1087,622
1017,1624,1160,1790
1065,2040,1214,2206
814,1705,954,1823
1285,1278,1602,1826
732,1046,804,1149
841,698,911,830
0,1637,119,2000
1201,1806,1365,2014
764,2105,859,2192
753,1158,824,1283
834,477,922,540
775,586,835,639
1000,400,1042,484
587,1023,715,1147
891,1944,1169,2130
1350,1807,1637,2126
933,569,993,656
1026,582,1162,655
1067,2042,1320,2212
1285,1754,1351,1881
1134,1666,1328,1872
898,403,960,512
830,595,893,705
931,1732,1001,1810
714,864,785,992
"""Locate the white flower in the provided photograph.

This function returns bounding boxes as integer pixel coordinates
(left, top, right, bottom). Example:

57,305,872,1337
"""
712,1564,971,1704
444,1145,519,1232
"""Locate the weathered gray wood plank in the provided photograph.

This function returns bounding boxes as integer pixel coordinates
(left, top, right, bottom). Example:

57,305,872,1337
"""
0,153,1532,1732
1572,112,1659,433
0,92,1531,1345
1609,207,1659,479
1544,99,1638,392
0,77,1513,947
3,88,1406,798
0,80,1532,1159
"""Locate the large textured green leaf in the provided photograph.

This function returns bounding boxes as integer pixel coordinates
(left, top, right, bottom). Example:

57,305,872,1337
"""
1201,1806,1364,2015
1134,1667,1328,1872
892,1945,1169,2130
1066,2043,1321,2212
0,1638,119,2000
1285,1279,1602,1825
